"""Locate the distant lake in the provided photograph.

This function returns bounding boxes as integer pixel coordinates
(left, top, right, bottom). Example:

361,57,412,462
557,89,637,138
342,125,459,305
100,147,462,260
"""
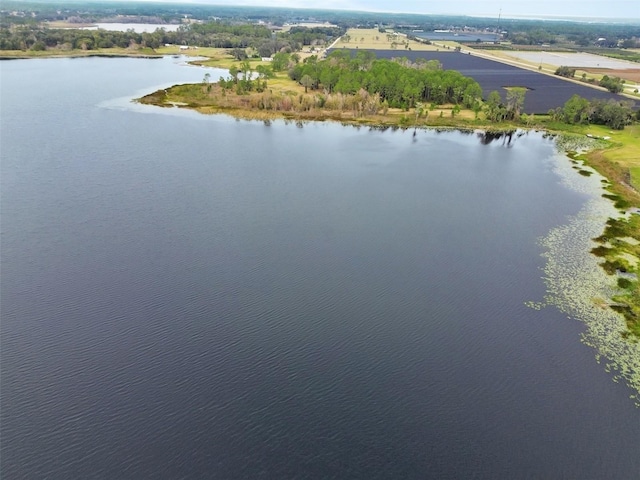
414,31,499,42
83,23,182,33
1,56,639,479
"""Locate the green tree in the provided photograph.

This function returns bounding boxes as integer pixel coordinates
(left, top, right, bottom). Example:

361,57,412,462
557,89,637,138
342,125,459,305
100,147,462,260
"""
591,99,634,129
554,66,576,78
414,102,425,126
271,52,290,72
561,94,591,124
599,75,624,93
255,64,274,79
300,74,314,93
229,65,239,84
505,87,527,120
484,91,505,122
202,72,211,92
230,48,247,60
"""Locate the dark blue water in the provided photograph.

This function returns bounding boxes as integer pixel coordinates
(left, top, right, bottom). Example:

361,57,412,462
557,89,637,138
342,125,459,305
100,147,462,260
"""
1,57,639,479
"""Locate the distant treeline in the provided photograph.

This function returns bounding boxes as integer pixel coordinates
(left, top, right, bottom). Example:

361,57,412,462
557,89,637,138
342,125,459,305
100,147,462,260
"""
555,66,629,94
0,22,343,55
3,0,639,50
289,50,483,109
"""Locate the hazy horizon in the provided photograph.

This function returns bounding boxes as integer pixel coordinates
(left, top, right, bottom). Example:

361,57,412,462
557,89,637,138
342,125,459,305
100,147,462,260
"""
120,0,640,21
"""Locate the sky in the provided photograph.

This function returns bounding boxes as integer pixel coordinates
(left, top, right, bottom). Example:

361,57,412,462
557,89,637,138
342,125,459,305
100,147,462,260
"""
151,0,640,20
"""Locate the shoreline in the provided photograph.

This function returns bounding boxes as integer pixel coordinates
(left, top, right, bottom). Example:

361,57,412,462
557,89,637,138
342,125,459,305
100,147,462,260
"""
4,50,636,338
141,82,640,340
539,155,640,403
0,49,163,60
137,80,640,340
139,87,640,394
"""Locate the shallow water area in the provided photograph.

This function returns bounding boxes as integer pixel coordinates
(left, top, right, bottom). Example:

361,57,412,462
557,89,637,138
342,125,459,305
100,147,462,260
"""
540,155,640,402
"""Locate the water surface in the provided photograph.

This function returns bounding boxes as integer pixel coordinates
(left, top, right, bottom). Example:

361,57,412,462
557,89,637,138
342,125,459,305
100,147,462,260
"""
1,56,639,479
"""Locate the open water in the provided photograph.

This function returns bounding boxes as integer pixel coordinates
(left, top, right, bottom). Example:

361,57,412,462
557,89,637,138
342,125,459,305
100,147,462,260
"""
1,56,639,479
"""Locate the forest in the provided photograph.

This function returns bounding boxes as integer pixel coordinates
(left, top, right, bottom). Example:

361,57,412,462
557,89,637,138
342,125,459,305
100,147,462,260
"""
551,95,637,130
289,50,483,110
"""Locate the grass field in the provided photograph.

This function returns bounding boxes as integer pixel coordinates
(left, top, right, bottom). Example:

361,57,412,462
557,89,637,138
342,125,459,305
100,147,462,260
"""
0,47,160,58
155,46,224,58
585,124,640,171
333,28,439,52
471,48,560,75
631,167,640,191
542,123,640,195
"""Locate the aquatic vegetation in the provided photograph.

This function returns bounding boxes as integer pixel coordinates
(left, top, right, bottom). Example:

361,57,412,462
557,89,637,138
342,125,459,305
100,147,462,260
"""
554,132,608,152
536,153,640,405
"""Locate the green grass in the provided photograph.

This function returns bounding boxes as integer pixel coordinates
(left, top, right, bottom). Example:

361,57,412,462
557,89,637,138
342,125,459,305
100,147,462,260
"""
631,167,640,191
0,47,161,58
592,214,640,336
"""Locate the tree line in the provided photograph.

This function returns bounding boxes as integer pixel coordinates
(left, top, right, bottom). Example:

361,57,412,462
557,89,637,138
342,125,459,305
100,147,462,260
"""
0,22,342,55
550,94,637,130
555,66,627,94
4,0,639,50
288,50,483,109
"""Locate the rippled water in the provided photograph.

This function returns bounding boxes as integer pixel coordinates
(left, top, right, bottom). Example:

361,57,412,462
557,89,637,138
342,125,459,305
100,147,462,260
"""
1,57,639,479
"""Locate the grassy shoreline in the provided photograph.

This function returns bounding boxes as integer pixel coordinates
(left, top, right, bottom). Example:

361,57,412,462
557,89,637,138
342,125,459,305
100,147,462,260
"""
0,47,162,59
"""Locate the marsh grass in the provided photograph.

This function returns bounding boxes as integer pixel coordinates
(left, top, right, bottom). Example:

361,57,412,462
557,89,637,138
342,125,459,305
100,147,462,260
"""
631,167,640,191
0,47,161,58
590,212,640,333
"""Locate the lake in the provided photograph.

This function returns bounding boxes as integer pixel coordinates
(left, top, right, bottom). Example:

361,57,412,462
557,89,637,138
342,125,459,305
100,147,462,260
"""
83,23,182,33
1,56,639,479
414,31,499,42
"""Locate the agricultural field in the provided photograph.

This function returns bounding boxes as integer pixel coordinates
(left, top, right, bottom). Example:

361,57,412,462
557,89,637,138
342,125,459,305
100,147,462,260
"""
502,51,640,70
585,68,640,83
329,49,639,114
333,28,439,52
498,50,640,88
413,31,499,42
